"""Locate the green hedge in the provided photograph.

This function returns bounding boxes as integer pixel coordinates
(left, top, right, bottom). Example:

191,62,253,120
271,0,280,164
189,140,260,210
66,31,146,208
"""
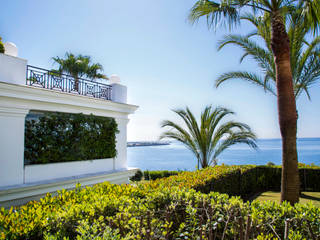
1,166,320,239
130,170,181,181
142,165,320,199
24,112,118,165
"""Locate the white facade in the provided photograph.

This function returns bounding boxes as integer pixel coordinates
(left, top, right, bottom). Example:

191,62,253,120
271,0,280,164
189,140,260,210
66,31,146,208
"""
24,159,115,183
0,53,138,206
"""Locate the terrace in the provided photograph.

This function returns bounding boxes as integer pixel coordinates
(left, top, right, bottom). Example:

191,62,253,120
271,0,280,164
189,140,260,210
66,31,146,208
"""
26,65,113,101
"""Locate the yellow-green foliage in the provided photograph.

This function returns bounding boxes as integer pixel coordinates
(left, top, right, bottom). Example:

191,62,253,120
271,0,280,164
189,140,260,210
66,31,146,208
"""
1,165,320,239
0,37,4,54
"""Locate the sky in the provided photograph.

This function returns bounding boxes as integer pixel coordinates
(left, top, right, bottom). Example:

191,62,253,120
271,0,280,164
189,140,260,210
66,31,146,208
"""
1,0,320,141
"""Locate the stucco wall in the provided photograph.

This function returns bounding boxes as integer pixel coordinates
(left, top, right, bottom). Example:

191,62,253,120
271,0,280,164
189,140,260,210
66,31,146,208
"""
0,107,28,186
24,158,114,183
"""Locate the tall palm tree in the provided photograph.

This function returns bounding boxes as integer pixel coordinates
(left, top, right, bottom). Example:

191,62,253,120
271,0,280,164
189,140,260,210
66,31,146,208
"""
215,14,320,100
52,52,108,91
160,106,257,169
189,0,320,204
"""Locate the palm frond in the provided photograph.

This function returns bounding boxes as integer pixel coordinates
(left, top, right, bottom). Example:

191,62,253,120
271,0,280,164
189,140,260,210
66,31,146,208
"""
189,0,240,30
216,71,276,95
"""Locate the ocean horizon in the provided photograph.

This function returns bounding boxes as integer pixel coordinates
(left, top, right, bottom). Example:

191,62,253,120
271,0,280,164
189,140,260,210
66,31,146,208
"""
127,138,320,171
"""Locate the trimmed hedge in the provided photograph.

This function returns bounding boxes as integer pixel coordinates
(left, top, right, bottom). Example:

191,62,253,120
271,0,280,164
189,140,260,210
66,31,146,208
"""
1,165,320,239
130,170,181,181
0,168,319,239
142,165,320,199
24,112,119,165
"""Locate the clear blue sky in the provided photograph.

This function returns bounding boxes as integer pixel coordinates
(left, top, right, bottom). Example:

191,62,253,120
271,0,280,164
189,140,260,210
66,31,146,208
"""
2,0,320,141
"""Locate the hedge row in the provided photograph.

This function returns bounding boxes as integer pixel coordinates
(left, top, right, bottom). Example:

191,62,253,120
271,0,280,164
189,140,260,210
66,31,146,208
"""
24,112,118,165
130,170,180,181
141,165,320,199
1,165,320,239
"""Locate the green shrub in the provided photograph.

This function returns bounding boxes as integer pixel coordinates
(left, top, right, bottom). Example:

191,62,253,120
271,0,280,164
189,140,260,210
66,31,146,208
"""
145,170,180,180
1,178,320,239
267,161,275,166
1,165,320,239
24,112,119,165
130,170,180,181
142,165,320,199
129,170,143,181
0,37,4,54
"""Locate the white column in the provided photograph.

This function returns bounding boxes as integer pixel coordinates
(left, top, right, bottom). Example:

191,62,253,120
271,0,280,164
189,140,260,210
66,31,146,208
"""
114,118,129,170
0,54,27,85
0,107,29,187
111,83,127,104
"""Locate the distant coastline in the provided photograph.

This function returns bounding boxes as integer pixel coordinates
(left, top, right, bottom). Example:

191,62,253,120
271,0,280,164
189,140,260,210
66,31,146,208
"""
127,141,170,147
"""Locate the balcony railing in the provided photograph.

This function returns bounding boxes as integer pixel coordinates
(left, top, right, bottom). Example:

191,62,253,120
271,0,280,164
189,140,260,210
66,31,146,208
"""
26,65,112,101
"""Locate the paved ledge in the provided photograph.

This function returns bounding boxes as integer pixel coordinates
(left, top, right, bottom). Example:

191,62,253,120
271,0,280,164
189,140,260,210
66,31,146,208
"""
0,168,138,208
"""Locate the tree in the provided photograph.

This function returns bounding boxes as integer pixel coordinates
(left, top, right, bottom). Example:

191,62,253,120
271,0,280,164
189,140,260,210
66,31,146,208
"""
160,106,257,169
189,0,320,204
215,14,320,100
52,52,108,91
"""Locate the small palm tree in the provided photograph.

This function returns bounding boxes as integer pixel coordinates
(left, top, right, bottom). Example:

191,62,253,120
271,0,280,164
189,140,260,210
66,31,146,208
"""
52,52,108,91
160,106,257,169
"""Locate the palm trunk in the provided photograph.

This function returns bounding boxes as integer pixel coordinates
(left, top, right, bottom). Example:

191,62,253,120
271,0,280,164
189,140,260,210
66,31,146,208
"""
271,13,299,204
74,76,79,92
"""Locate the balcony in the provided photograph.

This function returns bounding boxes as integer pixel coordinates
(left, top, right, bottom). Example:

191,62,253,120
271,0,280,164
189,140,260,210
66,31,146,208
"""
26,65,112,101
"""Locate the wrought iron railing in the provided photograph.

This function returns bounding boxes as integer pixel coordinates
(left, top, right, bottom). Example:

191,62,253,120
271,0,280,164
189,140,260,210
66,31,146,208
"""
26,65,112,100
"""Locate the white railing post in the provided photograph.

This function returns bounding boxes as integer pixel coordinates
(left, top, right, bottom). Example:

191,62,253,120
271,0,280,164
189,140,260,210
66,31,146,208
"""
109,75,127,104
0,54,27,86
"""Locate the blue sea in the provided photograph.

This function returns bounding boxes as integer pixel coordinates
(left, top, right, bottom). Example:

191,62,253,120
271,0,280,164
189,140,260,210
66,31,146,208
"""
127,138,320,171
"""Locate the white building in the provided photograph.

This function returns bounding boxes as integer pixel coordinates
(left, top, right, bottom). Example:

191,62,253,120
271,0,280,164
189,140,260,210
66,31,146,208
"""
0,45,138,207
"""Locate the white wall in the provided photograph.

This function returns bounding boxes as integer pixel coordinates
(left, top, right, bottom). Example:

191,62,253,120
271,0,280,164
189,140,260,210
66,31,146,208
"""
0,107,28,186
115,118,129,169
24,158,114,183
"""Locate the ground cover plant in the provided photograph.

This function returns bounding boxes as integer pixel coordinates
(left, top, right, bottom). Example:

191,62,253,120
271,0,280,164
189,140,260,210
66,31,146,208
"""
1,165,320,239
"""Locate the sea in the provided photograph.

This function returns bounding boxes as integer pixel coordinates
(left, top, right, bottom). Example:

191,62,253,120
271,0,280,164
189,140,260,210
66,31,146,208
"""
127,138,320,171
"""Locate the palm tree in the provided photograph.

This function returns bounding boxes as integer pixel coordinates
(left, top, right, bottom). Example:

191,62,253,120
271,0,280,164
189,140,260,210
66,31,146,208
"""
189,0,320,204
52,52,108,91
160,106,257,169
215,14,320,100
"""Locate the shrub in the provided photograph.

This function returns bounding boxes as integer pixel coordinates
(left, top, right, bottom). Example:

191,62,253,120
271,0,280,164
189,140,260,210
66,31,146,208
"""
142,165,320,199
0,37,4,54
1,180,320,239
267,161,275,166
129,170,143,181
1,165,320,239
24,112,119,165
130,170,180,181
